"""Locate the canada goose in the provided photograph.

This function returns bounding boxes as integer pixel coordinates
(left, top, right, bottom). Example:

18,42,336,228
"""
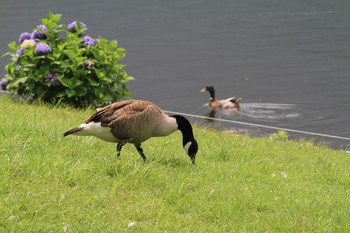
63,100,198,164
201,86,241,110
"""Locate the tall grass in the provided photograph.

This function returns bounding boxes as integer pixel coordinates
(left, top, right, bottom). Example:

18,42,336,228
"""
0,97,349,232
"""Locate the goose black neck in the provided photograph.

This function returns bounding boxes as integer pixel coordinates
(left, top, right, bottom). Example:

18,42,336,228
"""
171,115,195,144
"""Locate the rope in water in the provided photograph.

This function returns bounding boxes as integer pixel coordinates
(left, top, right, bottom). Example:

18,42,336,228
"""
163,110,350,142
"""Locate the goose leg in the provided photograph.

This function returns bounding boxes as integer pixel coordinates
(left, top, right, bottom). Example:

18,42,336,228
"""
116,143,124,159
134,144,147,162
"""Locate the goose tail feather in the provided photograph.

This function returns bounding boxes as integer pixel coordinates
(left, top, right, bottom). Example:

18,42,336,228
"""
63,127,84,137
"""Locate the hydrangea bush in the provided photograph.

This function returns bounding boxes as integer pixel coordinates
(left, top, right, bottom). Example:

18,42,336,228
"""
1,12,133,108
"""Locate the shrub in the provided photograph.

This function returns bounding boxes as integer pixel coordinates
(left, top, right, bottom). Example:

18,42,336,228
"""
1,12,133,108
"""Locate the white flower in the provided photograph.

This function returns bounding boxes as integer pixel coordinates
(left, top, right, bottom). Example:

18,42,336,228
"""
21,39,36,48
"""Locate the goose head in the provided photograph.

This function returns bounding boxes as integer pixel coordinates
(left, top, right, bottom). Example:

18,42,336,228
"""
184,139,198,164
172,115,198,164
201,86,215,100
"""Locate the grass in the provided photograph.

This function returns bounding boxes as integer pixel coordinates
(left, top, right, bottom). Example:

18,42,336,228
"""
0,96,349,232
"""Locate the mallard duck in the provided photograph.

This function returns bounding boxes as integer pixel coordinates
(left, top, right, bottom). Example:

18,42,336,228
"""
63,100,198,164
201,86,241,110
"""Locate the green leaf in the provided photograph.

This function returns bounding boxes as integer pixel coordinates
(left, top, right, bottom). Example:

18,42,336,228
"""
88,79,100,86
8,41,18,51
41,18,51,28
12,77,28,86
109,40,118,48
2,52,12,58
95,69,105,80
48,12,62,23
56,91,66,98
124,75,134,82
35,85,47,98
65,89,76,97
59,77,82,89
74,56,86,63
23,64,35,72
64,50,75,61
75,86,87,96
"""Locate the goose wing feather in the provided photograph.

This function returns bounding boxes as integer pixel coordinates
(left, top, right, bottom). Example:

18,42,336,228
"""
108,101,163,128
85,100,134,126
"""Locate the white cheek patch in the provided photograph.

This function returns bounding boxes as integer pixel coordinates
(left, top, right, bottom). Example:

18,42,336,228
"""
184,141,192,154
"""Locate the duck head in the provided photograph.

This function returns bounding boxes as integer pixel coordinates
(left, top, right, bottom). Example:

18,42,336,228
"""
201,86,215,100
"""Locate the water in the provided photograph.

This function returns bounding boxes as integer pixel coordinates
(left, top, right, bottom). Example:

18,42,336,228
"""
1,0,349,148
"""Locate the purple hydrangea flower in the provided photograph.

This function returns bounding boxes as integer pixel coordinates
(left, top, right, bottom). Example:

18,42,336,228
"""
0,79,6,90
34,43,52,55
16,48,24,55
67,21,87,32
36,24,47,31
0,78,11,91
44,73,60,86
83,36,95,47
18,32,31,44
31,24,48,40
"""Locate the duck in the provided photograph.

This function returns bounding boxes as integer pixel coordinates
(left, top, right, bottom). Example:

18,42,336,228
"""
63,99,198,164
201,86,241,110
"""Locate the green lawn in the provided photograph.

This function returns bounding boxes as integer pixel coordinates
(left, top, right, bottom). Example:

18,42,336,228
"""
0,97,349,232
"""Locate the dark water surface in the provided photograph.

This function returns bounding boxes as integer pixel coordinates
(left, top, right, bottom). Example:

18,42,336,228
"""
1,0,349,148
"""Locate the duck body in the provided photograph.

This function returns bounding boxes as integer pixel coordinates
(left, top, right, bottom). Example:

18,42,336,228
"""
209,97,241,109
201,86,241,110
64,100,198,163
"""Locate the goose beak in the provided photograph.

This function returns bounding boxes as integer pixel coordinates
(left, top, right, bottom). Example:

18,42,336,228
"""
200,88,206,93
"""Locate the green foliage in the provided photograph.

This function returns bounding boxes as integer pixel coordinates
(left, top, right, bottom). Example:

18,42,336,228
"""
270,129,289,141
2,12,133,108
1,97,350,232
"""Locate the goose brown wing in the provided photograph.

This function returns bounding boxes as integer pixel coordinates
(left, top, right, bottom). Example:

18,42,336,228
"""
104,100,164,141
107,100,163,128
84,100,135,126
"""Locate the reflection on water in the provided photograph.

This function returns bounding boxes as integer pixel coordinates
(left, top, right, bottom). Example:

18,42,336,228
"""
199,102,349,149
239,103,301,120
205,109,217,123
203,102,300,123
200,102,303,142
